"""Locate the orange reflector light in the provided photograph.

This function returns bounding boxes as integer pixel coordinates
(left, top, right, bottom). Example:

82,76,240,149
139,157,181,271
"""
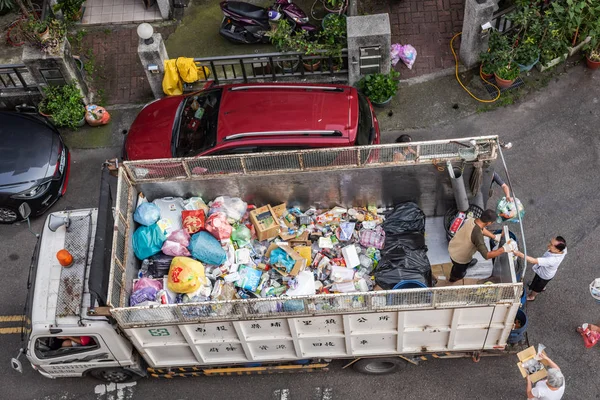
57,249,73,267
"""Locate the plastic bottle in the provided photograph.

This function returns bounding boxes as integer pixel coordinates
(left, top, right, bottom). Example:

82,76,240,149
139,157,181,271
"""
449,212,466,235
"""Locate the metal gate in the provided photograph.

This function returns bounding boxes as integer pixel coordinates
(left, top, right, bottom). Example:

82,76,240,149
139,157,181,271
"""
0,64,43,110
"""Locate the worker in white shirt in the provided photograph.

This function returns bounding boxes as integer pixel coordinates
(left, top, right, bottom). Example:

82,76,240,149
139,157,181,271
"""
526,353,565,400
513,236,567,301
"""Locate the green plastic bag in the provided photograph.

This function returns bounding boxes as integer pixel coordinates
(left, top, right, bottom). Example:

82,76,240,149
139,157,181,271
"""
231,224,252,246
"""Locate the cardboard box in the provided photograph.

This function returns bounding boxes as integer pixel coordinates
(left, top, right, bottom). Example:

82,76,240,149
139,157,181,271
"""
516,347,549,383
249,205,280,241
266,243,306,277
272,203,295,228
289,231,311,247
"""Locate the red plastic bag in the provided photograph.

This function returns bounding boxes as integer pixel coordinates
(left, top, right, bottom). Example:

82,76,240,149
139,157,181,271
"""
579,324,600,348
206,212,232,240
182,209,206,234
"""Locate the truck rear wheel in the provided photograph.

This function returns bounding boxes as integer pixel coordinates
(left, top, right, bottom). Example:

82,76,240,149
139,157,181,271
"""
89,368,140,383
352,358,404,375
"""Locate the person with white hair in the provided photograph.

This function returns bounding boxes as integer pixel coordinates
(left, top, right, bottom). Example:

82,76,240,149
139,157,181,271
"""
526,352,565,399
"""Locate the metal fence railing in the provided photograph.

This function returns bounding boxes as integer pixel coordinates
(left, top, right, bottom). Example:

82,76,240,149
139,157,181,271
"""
0,64,39,94
491,5,517,33
111,283,523,329
192,49,349,86
122,136,499,183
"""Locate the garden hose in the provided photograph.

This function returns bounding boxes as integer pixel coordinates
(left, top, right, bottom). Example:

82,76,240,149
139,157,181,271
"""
451,32,501,103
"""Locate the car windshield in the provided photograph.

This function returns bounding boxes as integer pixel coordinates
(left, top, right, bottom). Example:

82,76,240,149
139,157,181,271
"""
356,93,374,145
173,89,222,157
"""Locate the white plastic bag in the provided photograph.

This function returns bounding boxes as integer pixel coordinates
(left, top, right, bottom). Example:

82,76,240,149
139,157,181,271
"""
391,43,417,69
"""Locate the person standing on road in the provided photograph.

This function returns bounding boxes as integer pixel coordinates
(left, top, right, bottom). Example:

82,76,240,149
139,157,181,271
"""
513,236,567,301
448,209,516,282
526,353,565,399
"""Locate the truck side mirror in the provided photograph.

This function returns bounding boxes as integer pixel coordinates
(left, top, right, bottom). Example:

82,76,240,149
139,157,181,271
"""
11,349,24,373
18,203,31,220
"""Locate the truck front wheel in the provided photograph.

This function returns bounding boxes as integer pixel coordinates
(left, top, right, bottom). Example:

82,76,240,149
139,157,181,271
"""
89,368,141,383
352,358,404,375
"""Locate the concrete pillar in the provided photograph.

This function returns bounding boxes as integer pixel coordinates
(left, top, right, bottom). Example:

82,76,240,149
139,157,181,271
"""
459,0,496,68
138,33,169,100
21,39,90,103
347,14,391,86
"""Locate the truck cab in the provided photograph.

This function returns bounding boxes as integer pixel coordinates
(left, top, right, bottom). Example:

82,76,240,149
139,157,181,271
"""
25,194,143,382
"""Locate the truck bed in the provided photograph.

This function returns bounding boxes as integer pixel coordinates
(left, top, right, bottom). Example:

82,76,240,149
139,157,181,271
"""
107,136,523,366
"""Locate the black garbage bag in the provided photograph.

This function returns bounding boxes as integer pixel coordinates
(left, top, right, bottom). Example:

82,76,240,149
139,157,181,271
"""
382,232,426,252
375,245,432,289
145,253,174,278
375,264,432,289
383,202,426,234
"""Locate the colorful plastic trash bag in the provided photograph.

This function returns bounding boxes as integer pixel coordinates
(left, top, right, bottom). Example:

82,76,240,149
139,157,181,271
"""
231,224,252,246
133,277,163,292
496,197,525,223
161,229,191,257
206,212,232,240
134,202,161,226
167,256,206,293
391,43,417,69
182,209,206,234
209,196,248,222
132,224,166,260
188,231,227,266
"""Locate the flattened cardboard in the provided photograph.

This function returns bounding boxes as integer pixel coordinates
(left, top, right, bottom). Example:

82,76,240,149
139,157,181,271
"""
516,346,549,383
249,205,280,241
266,243,306,277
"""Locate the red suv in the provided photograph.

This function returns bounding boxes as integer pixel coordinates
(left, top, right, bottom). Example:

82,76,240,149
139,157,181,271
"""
123,83,380,160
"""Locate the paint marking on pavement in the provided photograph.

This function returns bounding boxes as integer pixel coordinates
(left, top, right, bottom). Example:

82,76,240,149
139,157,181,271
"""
94,382,137,400
0,327,29,334
273,388,291,400
314,387,334,400
0,315,26,322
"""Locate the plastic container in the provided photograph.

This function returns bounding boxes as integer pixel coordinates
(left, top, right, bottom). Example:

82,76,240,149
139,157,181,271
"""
393,280,428,290
508,309,528,344
590,278,600,304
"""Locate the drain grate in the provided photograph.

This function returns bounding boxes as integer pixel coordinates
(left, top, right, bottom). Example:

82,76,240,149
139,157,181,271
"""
482,76,525,98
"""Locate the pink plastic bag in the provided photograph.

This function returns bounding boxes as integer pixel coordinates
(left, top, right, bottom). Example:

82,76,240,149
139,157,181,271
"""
359,226,385,249
133,277,163,292
391,43,417,69
161,229,191,257
206,212,232,240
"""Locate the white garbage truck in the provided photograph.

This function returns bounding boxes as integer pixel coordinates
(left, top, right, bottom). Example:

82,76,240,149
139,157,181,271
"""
12,136,527,383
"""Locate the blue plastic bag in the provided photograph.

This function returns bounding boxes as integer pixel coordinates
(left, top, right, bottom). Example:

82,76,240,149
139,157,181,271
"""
270,248,296,273
188,231,227,265
133,224,167,260
134,202,161,226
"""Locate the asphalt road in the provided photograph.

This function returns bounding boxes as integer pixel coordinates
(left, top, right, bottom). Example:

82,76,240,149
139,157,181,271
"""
0,66,598,400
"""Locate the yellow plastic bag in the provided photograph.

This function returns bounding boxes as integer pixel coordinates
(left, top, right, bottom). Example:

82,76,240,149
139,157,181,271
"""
167,256,206,293
175,58,211,83
294,245,312,267
163,59,183,96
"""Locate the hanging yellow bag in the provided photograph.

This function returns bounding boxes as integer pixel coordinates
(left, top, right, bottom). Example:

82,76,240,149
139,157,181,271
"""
163,59,183,96
175,57,211,83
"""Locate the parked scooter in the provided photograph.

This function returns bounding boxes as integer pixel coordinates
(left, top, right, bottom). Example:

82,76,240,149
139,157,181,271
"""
219,0,316,44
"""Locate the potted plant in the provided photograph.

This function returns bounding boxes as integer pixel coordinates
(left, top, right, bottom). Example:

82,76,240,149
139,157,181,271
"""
536,9,569,72
586,48,600,69
322,0,346,14
318,13,346,70
357,70,400,107
479,51,496,79
494,62,520,89
24,16,50,41
265,19,300,73
39,83,86,129
514,40,540,71
550,0,595,56
53,0,86,21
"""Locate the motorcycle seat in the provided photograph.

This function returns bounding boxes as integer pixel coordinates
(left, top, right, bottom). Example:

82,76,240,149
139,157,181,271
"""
226,1,268,20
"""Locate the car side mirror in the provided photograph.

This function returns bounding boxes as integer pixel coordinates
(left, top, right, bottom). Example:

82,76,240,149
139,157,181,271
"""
11,349,24,373
18,203,31,220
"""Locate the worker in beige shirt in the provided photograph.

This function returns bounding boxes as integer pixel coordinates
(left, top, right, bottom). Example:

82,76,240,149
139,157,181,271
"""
448,209,516,282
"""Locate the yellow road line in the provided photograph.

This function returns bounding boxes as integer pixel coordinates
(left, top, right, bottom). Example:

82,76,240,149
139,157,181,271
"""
0,327,29,334
0,315,26,322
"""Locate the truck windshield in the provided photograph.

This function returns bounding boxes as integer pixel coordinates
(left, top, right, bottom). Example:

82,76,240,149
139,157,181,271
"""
173,89,222,157
356,93,374,145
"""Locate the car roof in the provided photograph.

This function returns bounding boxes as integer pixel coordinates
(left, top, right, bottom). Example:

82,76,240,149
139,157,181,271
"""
214,83,358,149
